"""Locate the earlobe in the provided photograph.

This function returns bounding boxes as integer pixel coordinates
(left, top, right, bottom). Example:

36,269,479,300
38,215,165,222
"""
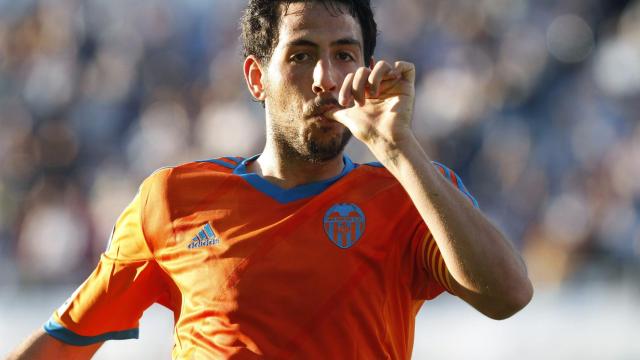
243,56,266,101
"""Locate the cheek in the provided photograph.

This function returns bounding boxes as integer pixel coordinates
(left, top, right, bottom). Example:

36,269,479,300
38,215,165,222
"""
285,69,314,94
336,63,359,82
265,81,302,116
347,63,361,76
268,69,306,97
265,63,326,110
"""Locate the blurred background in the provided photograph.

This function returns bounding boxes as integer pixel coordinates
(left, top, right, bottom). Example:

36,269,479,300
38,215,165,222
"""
1,0,639,358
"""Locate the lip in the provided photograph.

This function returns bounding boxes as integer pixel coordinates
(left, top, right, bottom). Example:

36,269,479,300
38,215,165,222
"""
305,101,343,121
318,106,342,121
319,104,339,113
310,115,335,123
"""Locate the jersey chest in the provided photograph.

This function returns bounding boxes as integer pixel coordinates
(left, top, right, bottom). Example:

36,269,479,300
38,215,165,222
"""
155,184,414,322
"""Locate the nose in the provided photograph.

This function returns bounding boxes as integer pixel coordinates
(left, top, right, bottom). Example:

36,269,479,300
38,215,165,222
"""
312,59,338,95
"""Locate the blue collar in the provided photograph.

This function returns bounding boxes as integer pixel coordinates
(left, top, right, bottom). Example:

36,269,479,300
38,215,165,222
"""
233,154,355,204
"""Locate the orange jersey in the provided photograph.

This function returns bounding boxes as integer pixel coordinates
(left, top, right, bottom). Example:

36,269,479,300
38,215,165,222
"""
44,155,477,359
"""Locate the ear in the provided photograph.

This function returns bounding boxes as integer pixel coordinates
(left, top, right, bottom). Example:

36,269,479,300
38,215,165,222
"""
368,56,376,70
243,55,266,101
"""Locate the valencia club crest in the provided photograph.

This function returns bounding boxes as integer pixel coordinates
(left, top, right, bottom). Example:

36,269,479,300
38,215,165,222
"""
323,203,366,249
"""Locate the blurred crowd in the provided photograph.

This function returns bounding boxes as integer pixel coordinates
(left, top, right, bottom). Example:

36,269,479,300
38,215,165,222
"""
0,0,639,289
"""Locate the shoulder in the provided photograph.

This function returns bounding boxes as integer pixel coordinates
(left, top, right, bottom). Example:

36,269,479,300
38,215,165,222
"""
346,161,403,197
350,159,478,206
134,157,246,248
352,161,395,179
138,156,246,204
143,156,245,185
352,159,469,185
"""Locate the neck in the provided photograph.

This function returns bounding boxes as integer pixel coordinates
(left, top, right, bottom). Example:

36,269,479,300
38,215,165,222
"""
247,143,345,189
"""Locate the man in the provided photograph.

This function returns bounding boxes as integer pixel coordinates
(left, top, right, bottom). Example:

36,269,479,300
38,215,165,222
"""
8,0,532,359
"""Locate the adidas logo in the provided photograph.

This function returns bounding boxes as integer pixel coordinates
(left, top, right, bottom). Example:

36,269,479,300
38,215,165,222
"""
188,223,220,249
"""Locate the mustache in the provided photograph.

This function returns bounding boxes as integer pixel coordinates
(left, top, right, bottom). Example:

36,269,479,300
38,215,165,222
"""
303,97,344,118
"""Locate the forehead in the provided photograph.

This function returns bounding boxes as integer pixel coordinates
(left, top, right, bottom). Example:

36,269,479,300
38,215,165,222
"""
277,2,362,44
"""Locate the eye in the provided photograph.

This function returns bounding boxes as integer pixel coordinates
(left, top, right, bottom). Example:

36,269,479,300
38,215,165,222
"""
336,51,355,62
290,53,310,63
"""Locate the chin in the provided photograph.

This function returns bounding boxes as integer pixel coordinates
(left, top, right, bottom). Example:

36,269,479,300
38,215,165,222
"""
304,131,352,163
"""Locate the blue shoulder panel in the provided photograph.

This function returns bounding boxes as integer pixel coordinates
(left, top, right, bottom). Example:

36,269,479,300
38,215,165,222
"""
44,319,139,346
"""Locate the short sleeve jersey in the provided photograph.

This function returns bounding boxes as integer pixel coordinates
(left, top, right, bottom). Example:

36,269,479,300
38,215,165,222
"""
44,155,477,359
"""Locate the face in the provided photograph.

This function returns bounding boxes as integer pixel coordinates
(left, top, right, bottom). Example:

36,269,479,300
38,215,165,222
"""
262,2,365,163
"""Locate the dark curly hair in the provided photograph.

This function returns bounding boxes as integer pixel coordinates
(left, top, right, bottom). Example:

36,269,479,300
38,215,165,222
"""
240,0,377,66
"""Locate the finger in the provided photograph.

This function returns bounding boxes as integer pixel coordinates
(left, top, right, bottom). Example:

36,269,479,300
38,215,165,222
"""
351,67,371,106
367,61,394,96
395,61,416,83
376,71,403,95
339,72,355,107
326,107,350,127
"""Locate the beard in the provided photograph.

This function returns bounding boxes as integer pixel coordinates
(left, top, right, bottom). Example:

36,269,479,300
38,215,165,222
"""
266,87,351,164
272,122,352,164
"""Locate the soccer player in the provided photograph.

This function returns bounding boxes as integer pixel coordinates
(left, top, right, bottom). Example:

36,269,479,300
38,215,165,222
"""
8,0,533,359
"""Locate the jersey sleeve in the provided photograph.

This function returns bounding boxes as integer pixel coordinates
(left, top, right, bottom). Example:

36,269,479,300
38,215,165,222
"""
411,163,477,300
432,161,479,208
43,174,169,346
410,225,454,300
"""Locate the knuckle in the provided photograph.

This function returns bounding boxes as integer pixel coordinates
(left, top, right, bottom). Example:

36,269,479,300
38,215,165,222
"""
343,73,354,84
395,61,414,69
351,71,361,83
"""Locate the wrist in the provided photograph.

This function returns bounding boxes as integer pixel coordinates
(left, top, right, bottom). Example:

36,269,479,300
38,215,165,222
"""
368,131,422,170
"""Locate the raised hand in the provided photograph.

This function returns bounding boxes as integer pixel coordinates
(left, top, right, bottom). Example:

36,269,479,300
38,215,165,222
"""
326,60,416,152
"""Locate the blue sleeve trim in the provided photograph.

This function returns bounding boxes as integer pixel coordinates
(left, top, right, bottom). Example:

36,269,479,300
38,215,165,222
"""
44,319,139,346
197,158,237,169
364,161,385,168
431,161,479,208
454,173,479,208
224,156,244,164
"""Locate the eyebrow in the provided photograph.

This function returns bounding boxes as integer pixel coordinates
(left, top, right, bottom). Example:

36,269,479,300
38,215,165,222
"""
286,37,362,49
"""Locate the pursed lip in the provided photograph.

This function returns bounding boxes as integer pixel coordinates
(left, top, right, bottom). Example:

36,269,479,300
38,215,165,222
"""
309,115,337,124
315,104,342,120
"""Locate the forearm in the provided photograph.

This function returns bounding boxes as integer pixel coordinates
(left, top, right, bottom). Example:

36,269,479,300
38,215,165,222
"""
371,133,533,318
331,58,532,317
6,328,102,360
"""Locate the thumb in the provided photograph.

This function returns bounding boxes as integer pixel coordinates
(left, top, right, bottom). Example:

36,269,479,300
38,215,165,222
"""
326,107,355,130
